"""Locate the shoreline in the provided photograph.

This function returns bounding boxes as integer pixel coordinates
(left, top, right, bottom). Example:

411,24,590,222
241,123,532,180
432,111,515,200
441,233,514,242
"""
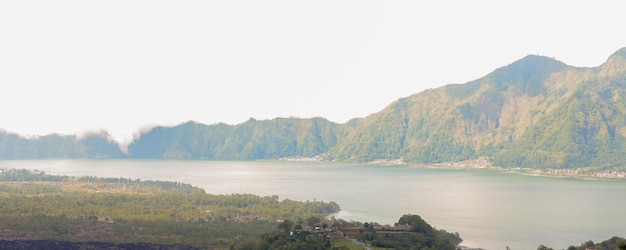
427,159,626,180
278,156,626,180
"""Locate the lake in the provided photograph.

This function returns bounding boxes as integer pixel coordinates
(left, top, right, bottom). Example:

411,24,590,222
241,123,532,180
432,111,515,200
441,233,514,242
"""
1,159,625,250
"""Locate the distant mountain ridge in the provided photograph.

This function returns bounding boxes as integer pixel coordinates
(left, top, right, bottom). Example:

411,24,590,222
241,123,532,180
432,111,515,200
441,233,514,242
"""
127,117,343,160
3,48,626,169
0,131,125,159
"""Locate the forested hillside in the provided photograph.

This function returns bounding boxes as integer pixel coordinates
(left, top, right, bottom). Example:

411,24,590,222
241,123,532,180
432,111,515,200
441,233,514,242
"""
126,47,626,169
333,48,626,169
3,48,626,170
127,118,343,159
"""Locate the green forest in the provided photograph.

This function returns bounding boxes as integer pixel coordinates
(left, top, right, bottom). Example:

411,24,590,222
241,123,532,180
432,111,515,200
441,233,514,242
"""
0,168,464,249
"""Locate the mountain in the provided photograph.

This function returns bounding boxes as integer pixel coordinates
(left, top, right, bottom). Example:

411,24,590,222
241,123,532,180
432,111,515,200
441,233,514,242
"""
3,48,626,169
332,48,626,168
127,118,343,159
0,131,125,159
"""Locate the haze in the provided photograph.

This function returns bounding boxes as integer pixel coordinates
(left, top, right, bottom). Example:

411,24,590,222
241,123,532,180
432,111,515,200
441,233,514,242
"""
1,0,625,144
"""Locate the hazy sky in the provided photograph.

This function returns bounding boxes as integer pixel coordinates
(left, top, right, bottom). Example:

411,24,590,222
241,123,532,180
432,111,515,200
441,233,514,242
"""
1,1,625,143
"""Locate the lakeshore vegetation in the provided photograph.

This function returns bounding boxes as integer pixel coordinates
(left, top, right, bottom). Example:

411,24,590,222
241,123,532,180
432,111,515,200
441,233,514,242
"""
0,168,464,249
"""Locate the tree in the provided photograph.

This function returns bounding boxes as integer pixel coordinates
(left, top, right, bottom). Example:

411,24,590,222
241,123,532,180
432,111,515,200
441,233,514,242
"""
537,245,554,250
305,216,320,229
397,214,433,234
277,220,293,235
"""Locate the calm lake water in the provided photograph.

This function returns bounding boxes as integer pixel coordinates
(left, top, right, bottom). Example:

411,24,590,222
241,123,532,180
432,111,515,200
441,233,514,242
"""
2,160,625,250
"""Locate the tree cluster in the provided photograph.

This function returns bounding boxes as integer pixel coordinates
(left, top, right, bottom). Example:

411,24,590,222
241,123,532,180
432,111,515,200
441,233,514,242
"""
538,236,626,250
0,169,340,248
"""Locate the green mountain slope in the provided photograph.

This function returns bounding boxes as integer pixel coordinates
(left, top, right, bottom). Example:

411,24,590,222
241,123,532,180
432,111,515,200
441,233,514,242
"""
331,48,626,168
128,118,343,159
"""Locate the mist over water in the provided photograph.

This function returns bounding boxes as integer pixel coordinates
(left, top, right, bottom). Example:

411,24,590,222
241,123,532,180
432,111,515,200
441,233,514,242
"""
3,160,625,250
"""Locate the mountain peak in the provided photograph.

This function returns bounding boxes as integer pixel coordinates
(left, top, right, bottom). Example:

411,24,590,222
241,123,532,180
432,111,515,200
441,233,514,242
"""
445,54,567,98
485,54,567,96
505,54,567,71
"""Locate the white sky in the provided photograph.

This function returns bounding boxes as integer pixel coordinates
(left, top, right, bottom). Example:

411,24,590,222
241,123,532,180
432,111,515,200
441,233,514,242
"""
1,1,625,144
